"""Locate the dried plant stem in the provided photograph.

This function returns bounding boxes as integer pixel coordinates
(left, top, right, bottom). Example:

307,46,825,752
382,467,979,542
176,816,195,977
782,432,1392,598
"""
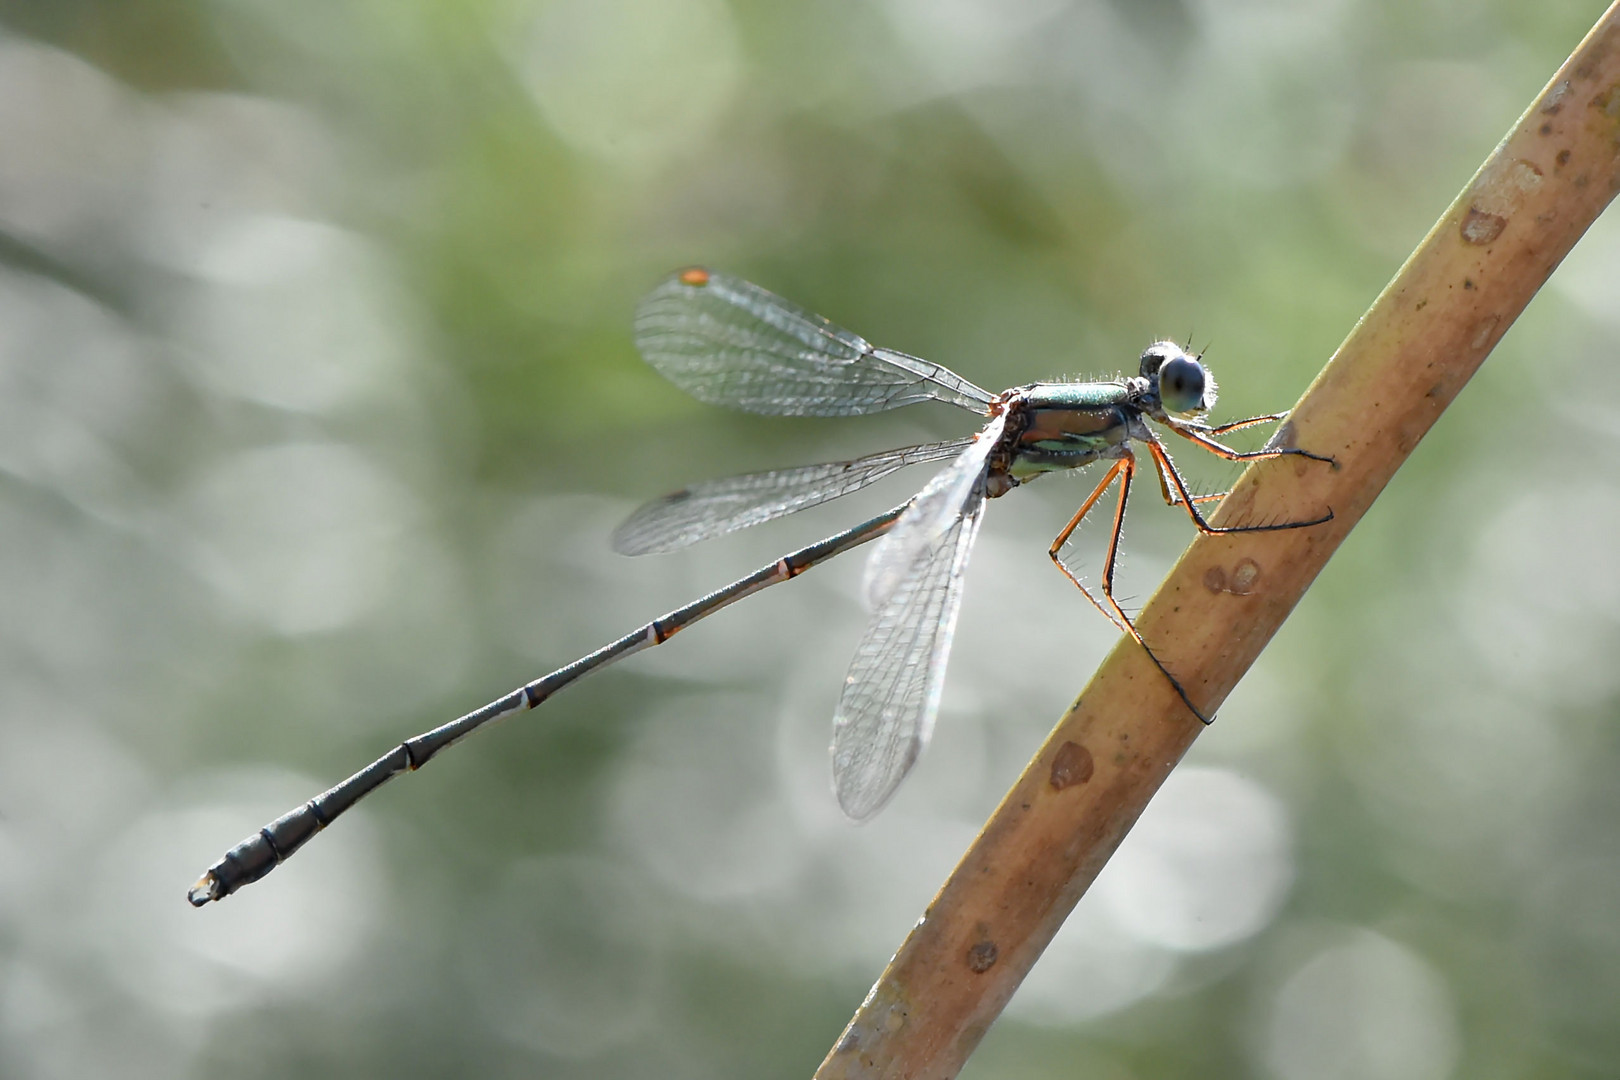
816,6,1620,1078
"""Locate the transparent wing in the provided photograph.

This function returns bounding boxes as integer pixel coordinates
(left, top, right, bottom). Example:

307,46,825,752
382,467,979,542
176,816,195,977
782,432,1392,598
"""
831,481,987,821
861,413,1005,611
612,438,974,556
634,269,996,417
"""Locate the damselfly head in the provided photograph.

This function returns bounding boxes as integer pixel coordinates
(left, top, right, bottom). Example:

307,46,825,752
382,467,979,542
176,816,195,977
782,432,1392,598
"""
1139,341,1216,417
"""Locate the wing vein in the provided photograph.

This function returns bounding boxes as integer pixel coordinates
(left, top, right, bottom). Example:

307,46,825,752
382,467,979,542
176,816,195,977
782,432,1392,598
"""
634,270,996,417
832,470,989,820
613,438,975,555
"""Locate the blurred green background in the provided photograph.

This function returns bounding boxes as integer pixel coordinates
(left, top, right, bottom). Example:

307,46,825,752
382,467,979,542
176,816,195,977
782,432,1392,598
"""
3,1,1619,1077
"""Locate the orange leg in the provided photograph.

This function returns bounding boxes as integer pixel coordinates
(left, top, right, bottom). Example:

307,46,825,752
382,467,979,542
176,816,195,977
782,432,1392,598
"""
1151,460,1227,510
1195,411,1290,437
1164,419,1335,465
1146,435,1333,536
1157,413,1324,507
1048,453,1211,723
1049,458,1133,637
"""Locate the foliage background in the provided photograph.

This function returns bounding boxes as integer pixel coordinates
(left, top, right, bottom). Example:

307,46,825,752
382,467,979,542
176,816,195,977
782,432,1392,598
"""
2,1,1618,1077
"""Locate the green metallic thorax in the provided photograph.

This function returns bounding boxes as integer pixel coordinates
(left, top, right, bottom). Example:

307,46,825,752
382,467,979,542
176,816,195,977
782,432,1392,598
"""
1006,381,1135,484
1022,381,1134,410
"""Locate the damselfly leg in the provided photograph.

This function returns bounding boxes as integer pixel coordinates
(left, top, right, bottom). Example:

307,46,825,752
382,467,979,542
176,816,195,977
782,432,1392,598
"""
1047,452,1213,722
1145,434,1334,537
1050,416,1335,724
1155,412,1310,508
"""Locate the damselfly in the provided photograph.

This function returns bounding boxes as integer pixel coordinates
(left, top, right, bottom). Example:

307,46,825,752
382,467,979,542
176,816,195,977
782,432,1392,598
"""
188,267,1332,906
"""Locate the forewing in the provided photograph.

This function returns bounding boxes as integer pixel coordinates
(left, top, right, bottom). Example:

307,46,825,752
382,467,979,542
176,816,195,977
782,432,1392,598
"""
633,269,996,417
861,412,1005,611
612,439,974,556
831,484,986,821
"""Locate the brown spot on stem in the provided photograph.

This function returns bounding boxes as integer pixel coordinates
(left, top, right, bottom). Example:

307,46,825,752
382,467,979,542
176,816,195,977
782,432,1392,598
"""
966,938,999,973
1591,83,1620,118
1049,741,1094,790
1557,149,1572,167
1204,566,1228,593
1228,558,1261,595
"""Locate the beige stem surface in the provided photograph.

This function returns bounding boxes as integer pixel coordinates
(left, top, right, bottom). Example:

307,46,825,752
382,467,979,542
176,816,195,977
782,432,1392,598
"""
817,6,1620,1078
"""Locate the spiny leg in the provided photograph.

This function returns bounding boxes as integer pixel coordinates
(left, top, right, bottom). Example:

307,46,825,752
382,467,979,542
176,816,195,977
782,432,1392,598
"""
1156,414,1304,507
1146,435,1333,535
1164,418,1335,465
1049,459,1131,636
1048,454,1211,723
1151,460,1227,510
1182,412,1290,437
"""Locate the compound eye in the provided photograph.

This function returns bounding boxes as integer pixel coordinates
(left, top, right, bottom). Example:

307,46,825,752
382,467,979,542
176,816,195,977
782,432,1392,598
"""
1158,353,1206,414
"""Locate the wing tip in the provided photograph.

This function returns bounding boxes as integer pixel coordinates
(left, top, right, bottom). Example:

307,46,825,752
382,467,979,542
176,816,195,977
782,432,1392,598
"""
608,518,659,557
610,527,679,558
835,785,891,824
831,728,922,823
